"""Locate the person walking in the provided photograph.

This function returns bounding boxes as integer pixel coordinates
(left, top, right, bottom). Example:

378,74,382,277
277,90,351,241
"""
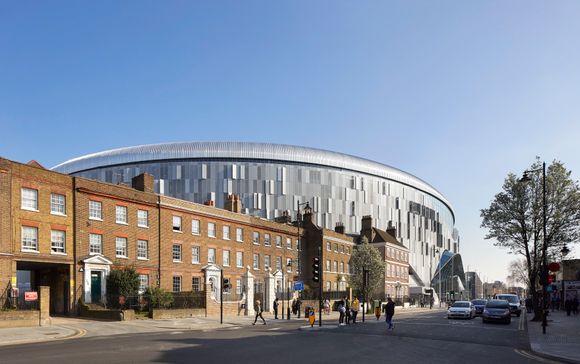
344,296,351,324
252,299,266,325
273,297,279,319
338,301,346,326
351,297,360,324
385,297,395,330
430,296,434,309
324,299,330,315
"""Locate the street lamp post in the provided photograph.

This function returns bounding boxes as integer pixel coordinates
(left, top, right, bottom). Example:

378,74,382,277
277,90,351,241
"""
520,161,548,334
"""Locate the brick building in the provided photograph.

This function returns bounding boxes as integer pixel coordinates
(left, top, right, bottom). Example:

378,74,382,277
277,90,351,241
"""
359,215,410,301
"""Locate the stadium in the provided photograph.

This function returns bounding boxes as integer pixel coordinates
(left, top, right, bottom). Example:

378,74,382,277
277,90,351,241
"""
52,141,463,296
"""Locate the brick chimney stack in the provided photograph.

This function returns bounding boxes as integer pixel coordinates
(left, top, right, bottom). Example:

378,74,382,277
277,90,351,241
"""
132,173,154,193
334,222,345,234
224,194,242,213
361,215,374,242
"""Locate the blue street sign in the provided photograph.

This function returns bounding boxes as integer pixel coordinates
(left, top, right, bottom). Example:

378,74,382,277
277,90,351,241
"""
294,281,304,291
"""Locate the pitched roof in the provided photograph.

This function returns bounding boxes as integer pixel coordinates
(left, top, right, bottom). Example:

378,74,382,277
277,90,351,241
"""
371,227,407,249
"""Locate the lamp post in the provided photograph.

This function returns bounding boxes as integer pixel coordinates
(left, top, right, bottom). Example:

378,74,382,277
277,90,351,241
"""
520,161,548,334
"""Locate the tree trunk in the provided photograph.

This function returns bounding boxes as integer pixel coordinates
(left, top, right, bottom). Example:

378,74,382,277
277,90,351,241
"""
529,276,542,321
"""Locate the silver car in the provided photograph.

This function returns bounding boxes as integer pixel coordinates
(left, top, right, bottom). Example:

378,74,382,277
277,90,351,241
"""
447,301,475,319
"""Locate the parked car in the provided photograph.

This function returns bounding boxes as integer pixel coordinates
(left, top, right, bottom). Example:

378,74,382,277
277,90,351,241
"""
495,294,522,317
482,299,511,324
471,299,487,316
447,301,475,319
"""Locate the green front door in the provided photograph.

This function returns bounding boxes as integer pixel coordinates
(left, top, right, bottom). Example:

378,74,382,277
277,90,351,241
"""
91,272,101,303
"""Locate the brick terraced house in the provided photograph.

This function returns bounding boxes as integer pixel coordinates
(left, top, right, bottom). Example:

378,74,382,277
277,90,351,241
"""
0,157,358,316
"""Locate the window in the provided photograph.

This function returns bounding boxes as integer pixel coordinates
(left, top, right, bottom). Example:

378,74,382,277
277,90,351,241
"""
236,279,242,295
137,240,148,259
340,245,344,254
192,277,201,291
192,246,200,264
333,261,338,272
89,200,102,220
172,216,182,232
173,276,182,292
326,281,331,291
326,242,331,251
286,238,292,250
347,263,350,274
89,234,102,254
137,210,148,227
236,227,243,242
346,247,350,255
223,250,230,266
116,237,127,258
50,193,65,215
253,254,259,270
208,248,216,263
21,226,38,252
192,219,200,235
276,256,282,271
286,258,292,273
264,255,271,269
297,239,301,251
340,261,344,273
51,230,65,254
334,243,338,253
236,251,243,267
116,206,128,224
208,222,216,238
326,260,330,272
253,232,259,245
264,234,271,246
396,250,400,261
223,226,230,240
275,235,282,248
172,244,182,262
138,275,149,294
21,188,38,211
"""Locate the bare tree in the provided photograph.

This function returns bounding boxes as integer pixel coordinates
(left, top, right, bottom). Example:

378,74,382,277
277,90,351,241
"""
506,259,530,288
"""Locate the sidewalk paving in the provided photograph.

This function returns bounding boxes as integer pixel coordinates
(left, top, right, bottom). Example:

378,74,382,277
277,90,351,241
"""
527,309,580,363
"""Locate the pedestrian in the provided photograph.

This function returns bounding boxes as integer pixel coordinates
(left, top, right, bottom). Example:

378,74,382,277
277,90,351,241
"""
351,297,360,324
344,296,351,324
252,299,266,325
296,298,302,318
565,298,572,316
430,296,434,309
525,297,533,313
338,301,346,326
324,299,330,315
384,297,395,330
273,297,279,319
291,298,297,316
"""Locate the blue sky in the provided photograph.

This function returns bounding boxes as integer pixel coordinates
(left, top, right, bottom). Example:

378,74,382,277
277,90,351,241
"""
1,1,579,283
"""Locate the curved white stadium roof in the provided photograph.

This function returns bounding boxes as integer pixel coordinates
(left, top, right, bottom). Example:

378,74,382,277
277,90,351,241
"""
52,141,453,215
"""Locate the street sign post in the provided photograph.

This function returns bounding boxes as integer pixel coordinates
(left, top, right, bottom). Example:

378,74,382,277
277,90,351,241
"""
294,281,304,291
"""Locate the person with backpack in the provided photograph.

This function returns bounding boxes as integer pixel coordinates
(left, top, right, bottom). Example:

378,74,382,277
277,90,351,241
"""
338,299,346,326
344,296,351,324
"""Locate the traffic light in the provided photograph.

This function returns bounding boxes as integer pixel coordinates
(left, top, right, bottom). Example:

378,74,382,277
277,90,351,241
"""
222,278,231,292
312,257,320,282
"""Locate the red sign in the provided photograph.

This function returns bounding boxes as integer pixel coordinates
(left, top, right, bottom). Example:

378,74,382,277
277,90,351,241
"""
24,291,38,301
548,262,561,272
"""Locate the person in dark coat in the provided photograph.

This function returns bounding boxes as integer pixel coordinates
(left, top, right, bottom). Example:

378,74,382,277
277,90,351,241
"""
273,298,279,319
384,297,395,330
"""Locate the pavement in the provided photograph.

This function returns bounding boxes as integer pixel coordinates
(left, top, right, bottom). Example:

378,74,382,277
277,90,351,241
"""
526,309,580,363
3,305,578,363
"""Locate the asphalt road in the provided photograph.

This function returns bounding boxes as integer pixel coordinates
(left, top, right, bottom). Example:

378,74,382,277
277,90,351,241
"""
0,310,554,364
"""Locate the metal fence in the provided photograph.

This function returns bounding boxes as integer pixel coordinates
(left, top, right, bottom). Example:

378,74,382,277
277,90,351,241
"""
1,286,39,311
105,291,206,311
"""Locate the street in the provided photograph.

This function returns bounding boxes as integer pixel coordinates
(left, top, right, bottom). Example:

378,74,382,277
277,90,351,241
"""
0,310,552,364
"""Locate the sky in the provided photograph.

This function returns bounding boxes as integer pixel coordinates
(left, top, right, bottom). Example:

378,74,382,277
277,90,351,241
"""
1,1,579,284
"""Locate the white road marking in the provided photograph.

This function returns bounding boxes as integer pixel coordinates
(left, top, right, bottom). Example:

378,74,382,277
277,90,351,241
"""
170,331,184,335
514,349,561,363
267,327,281,331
